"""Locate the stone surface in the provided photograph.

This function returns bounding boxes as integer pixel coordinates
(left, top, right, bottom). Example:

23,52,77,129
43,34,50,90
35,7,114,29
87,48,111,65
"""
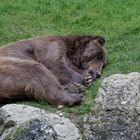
16,119,58,140
83,73,140,140
0,104,81,140
95,72,140,114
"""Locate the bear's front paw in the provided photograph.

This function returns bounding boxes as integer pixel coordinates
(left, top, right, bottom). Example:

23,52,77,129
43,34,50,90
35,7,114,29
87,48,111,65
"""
71,81,86,93
83,72,93,87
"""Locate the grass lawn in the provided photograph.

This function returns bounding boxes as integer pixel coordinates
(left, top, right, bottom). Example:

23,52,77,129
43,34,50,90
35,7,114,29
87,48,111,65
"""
0,0,140,114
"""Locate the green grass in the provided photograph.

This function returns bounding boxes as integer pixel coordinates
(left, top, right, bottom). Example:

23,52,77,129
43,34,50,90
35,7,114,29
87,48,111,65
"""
0,0,140,114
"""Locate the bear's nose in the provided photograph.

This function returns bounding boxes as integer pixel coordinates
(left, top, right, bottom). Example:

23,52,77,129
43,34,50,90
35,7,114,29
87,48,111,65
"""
88,69,101,79
96,72,101,78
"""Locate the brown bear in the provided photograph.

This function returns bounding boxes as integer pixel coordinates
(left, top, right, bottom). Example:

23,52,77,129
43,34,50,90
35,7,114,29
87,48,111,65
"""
0,35,106,107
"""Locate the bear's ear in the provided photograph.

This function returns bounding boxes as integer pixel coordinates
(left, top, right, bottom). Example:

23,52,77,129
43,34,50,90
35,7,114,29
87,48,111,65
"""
96,36,105,45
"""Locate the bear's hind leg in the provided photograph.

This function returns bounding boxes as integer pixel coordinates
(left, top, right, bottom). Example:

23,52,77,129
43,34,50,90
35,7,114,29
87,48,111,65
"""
0,58,81,106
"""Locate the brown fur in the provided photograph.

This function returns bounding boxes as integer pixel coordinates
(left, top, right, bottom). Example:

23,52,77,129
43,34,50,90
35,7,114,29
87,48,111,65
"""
0,35,106,106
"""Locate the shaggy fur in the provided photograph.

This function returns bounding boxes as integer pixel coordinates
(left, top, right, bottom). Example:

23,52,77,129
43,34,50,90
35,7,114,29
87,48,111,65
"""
0,35,106,106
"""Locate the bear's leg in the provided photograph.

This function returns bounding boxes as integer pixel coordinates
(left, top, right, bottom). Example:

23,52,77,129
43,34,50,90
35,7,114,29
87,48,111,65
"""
0,58,81,106
35,41,84,86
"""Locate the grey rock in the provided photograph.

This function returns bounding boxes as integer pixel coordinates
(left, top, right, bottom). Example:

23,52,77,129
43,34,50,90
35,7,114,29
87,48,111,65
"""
95,72,140,114
16,119,58,140
83,73,140,140
0,104,81,140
